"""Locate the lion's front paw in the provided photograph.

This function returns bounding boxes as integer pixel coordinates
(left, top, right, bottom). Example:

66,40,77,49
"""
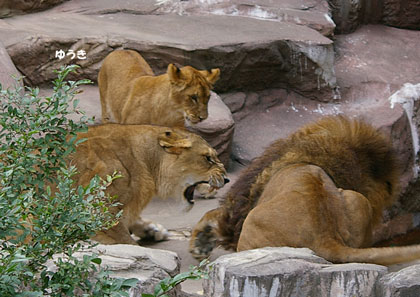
143,221,170,241
189,224,218,261
130,219,170,242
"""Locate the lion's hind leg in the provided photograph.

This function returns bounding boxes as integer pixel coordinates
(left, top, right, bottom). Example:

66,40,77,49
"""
93,223,138,245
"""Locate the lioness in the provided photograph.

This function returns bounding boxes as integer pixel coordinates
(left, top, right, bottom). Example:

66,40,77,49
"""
72,124,228,245
190,116,420,265
98,50,220,127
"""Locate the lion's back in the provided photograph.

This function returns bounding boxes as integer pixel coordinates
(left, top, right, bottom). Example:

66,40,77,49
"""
98,50,155,123
218,116,400,249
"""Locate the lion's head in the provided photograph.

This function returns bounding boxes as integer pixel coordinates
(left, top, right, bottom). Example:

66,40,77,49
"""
157,127,228,208
167,64,220,124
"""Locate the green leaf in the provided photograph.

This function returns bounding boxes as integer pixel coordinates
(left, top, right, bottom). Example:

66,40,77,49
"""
122,278,139,287
91,257,102,265
73,98,80,109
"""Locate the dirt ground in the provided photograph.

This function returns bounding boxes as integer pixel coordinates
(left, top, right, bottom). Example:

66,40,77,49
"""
140,161,244,295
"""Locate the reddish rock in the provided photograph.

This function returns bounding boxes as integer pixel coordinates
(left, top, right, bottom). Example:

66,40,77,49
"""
0,40,22,90
186,92,235,168
382,0,420,30
0,0,68,18
329,0,420,33
0,1,337,101
222,92,246,114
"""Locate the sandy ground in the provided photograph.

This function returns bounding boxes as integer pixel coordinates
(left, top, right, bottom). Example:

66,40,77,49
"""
140,161,244,295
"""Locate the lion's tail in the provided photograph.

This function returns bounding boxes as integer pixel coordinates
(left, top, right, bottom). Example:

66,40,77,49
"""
319,240,420,265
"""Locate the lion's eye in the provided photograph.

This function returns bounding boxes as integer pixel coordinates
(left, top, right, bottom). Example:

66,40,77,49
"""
191,94,198,102
205,155,213,163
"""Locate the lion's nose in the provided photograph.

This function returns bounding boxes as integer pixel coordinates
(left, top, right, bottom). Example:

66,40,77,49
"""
224,178,230,184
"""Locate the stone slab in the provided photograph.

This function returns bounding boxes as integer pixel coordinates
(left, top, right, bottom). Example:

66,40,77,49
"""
0,2,336,100
204,247,389,297
0,40,22,90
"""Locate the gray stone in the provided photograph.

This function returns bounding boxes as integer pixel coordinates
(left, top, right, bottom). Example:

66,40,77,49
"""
186,92,235,168
0,40,22,90
52,0,335,37
320,264,387,297
204,247,389,297
389,84,420,213
49,244,181,297
0,0,67,18
328,0,420,34
382,0,420,30
0,1,337,101
377,264,420,297
154,0,335,37
222,92,246,114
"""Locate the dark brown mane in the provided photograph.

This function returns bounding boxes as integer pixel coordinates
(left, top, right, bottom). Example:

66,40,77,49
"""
218,115,401,250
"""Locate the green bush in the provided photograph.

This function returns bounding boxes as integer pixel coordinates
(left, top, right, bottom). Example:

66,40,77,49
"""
142,259,211,297
0,65,137,296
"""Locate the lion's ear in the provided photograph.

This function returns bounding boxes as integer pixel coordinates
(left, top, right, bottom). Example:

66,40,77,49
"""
158,130,192,155
167,64,184,85
200,68,220,85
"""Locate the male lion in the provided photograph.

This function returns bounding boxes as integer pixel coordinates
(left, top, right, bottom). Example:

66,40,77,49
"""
190,116,420,265
72,124,228,245
98,50,220,127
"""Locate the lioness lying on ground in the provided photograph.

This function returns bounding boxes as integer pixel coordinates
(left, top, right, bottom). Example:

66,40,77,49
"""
98,50,220,127
72,124,228,245
190,116,420,265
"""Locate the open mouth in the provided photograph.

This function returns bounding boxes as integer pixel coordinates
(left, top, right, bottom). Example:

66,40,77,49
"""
184,181,207,204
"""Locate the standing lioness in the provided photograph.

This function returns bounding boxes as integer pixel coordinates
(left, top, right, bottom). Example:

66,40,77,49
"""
98,50,220,127
72,124,228,245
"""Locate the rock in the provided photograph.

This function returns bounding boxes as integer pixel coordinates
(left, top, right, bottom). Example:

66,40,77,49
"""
222,92,246,114
377,264,420,297
382,0,420,30
334,26,420,95
204,247,389,297
154,0,335,37
328,0,420,33
389,84,420,213
0,0,67,18
186,92,235,168
373,213,420,246
0,0,337,101
327,0,367,34
48,244,181,297
0,40,22,90
52,0,335,37
230,87,410,166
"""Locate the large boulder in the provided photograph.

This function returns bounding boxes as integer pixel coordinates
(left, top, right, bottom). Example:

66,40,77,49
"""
377,264,420,297
0,0,337,101
186,92,235,168
328,0,420,33
0,40,22,90
48,244,181,297
389,84,420,212
154,0,335,37
204,247,395,297
381,0,420,30
0,0,68,18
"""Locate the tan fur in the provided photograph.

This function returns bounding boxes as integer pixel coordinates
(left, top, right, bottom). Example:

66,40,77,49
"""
98,50,220,127
190,116,420,265
71,124,227,244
